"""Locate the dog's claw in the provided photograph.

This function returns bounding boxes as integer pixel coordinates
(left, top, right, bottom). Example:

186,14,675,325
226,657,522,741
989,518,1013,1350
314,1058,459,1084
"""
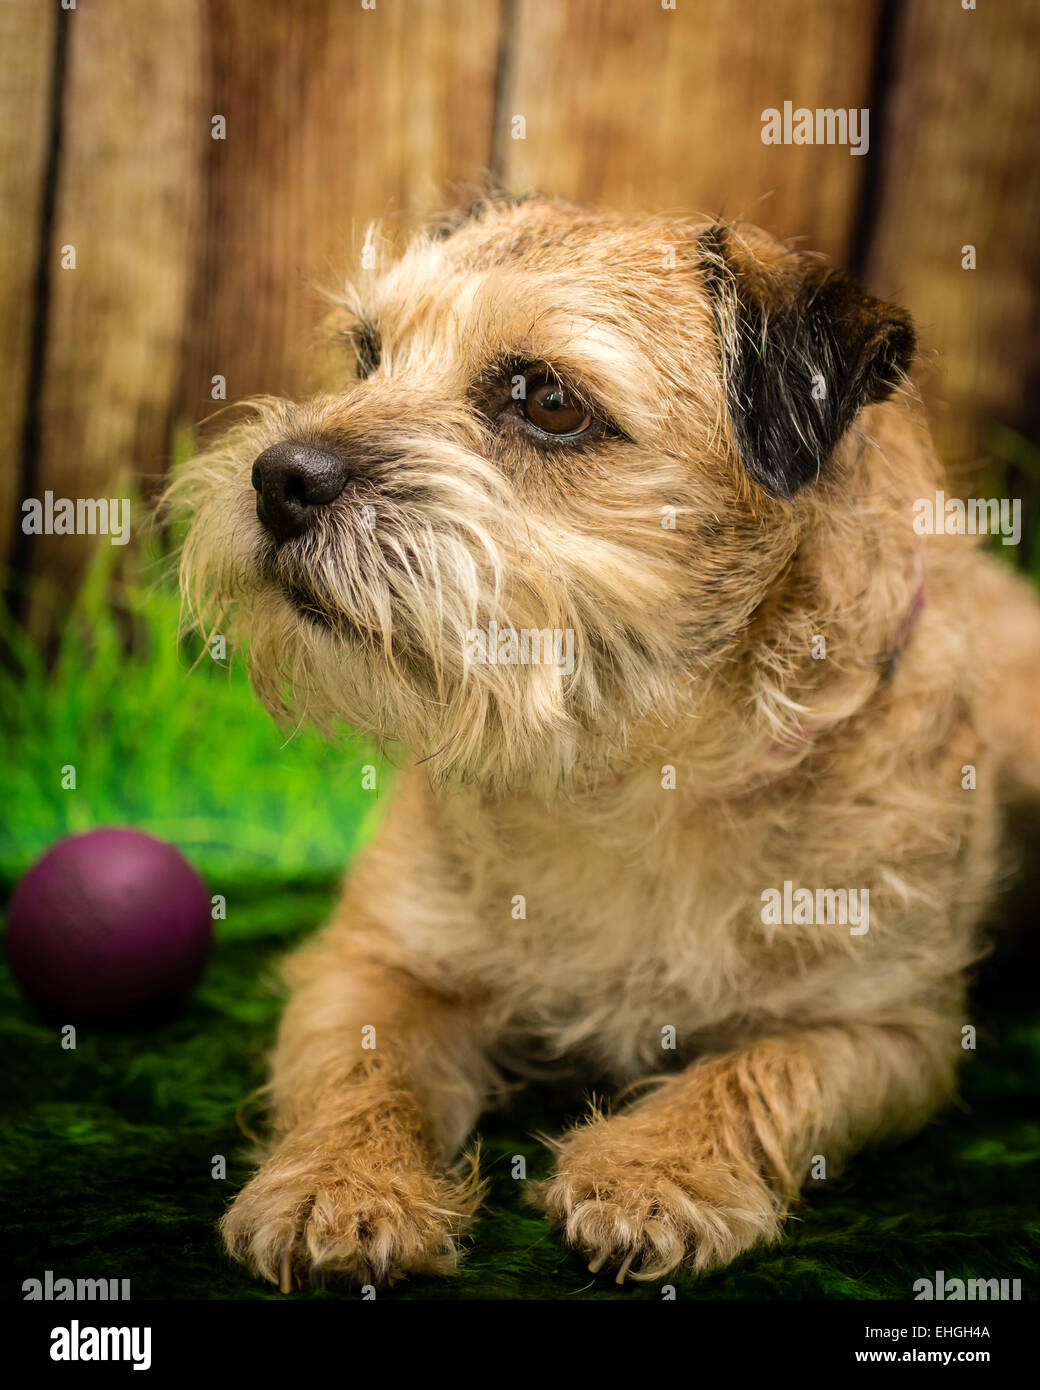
279,1251,293,1294
587,1251,608,1275
616,1249,638,1285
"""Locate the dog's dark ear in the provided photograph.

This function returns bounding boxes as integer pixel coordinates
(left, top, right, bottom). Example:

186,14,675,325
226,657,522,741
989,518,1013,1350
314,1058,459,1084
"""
697,224,916,500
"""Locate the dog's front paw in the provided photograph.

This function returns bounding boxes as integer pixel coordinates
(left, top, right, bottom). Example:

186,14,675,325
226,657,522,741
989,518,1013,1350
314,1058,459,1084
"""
220,1131,476,1289
540,1118,783,1282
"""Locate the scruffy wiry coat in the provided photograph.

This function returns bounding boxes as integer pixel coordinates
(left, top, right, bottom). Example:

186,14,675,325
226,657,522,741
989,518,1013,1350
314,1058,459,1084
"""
172,196,1040,1287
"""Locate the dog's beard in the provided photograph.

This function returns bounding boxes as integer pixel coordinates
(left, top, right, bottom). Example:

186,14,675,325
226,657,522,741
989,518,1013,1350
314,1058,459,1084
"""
259,474,507,728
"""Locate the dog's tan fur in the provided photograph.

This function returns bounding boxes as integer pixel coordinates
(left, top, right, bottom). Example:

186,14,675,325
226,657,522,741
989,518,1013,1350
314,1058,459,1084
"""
170,196,1040,1286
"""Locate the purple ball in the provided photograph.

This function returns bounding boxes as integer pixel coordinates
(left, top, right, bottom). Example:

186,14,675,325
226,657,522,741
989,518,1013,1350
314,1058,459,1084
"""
5,829,212,1024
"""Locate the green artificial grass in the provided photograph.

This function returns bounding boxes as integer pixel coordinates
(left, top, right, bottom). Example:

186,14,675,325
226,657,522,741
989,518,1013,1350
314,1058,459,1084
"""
0,558,384,889
1,549,1038,1301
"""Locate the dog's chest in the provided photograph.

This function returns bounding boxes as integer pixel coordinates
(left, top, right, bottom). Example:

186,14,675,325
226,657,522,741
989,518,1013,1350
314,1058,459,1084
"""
432,805,767,1073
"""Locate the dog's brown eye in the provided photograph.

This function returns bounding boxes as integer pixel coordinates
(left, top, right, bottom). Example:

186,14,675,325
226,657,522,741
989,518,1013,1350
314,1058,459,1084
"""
353,322,381,380
523,379,591,436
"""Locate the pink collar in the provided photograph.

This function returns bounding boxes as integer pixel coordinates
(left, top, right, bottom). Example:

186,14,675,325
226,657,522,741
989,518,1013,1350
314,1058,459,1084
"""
881,578,926,679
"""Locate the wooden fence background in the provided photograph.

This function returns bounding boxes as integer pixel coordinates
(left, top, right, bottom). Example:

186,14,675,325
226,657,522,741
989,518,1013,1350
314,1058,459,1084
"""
4,0,1040,612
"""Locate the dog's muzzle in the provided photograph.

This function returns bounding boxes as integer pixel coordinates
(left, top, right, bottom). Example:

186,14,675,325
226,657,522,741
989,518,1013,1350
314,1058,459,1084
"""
252,440,350,545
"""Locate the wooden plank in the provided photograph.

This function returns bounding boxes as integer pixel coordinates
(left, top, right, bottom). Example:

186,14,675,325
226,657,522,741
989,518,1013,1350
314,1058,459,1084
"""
497,0,883,265
0,0,56,574
867,0,1040,466
31,0,202,613
178,0,503,427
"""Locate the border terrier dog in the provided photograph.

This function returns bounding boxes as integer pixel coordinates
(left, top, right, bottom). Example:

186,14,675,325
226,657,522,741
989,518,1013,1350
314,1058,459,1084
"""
173,194,1040,1288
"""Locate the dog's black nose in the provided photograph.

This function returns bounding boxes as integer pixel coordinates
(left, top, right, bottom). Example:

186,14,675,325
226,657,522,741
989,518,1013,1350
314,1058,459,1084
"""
251,441,350,544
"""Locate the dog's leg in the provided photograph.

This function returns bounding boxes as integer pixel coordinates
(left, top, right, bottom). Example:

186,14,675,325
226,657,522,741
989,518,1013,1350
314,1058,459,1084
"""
220,925,496,1288
541,1017,959,1281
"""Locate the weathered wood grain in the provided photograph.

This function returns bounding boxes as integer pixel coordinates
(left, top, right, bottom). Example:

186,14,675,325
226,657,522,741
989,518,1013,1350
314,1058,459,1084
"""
0,0,57,574
30,0,202,614
178,0,503,428
868,0,1040,465
496,0,883,263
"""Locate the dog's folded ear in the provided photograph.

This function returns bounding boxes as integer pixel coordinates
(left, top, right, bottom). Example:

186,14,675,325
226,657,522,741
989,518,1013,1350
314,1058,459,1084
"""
698,223,916,500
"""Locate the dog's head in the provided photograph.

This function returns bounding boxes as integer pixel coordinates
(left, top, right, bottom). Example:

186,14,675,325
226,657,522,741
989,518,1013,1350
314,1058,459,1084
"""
172,196,916,788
